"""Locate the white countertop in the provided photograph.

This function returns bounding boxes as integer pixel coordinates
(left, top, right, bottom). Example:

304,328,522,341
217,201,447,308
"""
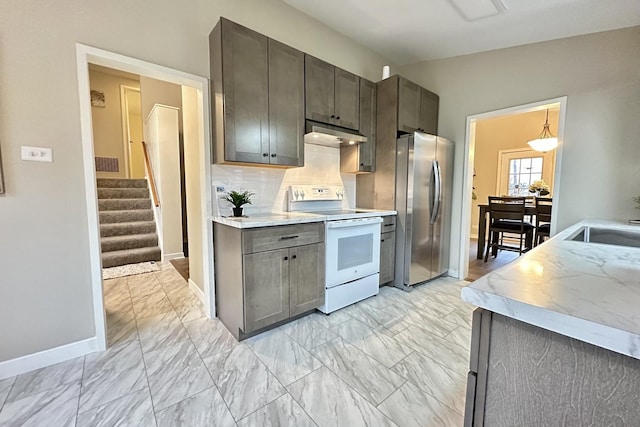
461,219,640,360
212,209,397,229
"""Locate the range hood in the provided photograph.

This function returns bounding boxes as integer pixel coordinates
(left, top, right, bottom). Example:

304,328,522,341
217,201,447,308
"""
305,120,367,147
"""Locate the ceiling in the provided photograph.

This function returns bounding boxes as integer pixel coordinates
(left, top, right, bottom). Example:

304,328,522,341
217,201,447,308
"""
282,0,640,64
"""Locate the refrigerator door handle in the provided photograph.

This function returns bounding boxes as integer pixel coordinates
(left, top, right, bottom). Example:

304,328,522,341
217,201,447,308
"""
430,160,441,224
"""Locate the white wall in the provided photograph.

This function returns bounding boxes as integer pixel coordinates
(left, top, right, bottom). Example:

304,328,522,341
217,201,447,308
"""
400,26,640,274
213,143,356,216
89,70,140,178
144,105,183,261
0,0,390,363
182,86,205,291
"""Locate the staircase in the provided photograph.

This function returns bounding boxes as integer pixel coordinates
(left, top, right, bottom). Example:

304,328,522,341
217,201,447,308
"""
97,178,161,268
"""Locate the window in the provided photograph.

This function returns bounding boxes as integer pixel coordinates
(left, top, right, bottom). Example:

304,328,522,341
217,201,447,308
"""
507,157,543,196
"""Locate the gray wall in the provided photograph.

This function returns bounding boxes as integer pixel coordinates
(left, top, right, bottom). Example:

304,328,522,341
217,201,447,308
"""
399,26,640,273
0,0,391,363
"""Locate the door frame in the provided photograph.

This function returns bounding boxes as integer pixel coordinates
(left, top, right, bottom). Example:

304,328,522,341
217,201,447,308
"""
76,44,216,351
457,96,567,280
119,85,140,178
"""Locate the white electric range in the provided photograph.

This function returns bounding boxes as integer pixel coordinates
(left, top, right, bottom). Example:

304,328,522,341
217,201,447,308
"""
288,185,389,313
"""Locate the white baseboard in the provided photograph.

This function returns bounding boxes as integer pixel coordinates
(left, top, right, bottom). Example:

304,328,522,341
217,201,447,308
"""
189,278,206,306
0,337,98,380
162,252,184,262
448,269,460,279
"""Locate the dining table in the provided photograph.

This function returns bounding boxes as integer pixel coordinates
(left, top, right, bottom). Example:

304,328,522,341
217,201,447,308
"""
476,202,538,259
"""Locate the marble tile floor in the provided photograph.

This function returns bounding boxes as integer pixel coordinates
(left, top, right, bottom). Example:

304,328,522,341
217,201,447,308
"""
0,265,475,427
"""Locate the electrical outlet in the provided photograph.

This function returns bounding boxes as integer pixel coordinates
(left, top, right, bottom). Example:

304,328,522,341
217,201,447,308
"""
21,146,53,162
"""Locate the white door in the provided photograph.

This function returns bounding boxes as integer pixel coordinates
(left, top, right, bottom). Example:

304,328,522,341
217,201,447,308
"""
497,149,555,196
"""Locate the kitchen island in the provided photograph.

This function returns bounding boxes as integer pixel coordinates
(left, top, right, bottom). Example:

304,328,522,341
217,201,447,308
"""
461,219,640,426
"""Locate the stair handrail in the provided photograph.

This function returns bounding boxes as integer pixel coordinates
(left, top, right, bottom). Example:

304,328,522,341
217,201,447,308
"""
141,140,160,207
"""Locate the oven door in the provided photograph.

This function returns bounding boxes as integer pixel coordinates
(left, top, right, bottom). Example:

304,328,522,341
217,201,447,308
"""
325,217,382,288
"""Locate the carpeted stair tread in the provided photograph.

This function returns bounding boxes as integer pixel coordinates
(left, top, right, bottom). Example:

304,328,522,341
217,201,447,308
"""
98,187,150,200
99,198,152,211
101,233,159,252
102,246,161,268
100,221,157,237
99,209,154,224
97,178,148,189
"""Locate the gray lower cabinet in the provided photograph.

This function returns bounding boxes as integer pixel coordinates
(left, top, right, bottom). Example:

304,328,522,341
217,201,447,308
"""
465,309,640,426
210,18,304,167
379,215,396,285
305,55,360,130
214,222,325,340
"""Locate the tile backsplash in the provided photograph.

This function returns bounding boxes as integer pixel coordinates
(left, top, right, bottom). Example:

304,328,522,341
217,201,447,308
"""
212,143,355,216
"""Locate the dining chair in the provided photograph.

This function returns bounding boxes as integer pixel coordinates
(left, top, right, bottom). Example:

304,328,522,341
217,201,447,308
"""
484,196,535,262
534,197,553,246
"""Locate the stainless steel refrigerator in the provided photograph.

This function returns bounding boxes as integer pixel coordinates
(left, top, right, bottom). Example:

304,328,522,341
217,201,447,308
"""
395,132,454,288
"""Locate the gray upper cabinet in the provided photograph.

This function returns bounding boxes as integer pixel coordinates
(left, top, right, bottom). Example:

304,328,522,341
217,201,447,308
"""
397,77,421,133
268,39,305,167
210,18,303,167
358,78,377,172
397,76,439,134
334,68,360,130
305,55,360,130
213,18,269,164
305,55,335,124
420,88,439,135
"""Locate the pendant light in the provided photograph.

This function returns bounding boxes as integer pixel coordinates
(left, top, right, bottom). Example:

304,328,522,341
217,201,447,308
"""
527,109,558,152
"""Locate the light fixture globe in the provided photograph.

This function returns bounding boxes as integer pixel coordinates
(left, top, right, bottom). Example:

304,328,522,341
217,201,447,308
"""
528,109,558,152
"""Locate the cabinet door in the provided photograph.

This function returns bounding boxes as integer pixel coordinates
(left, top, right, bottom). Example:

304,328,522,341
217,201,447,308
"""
305,55,335,124
243,249,290,332
420,88,439,135
358,78,376,172
379,232,395,285
221,19,270,163
397,77,421,133
334,68,360,130
269,39,305,167
289,243,325,316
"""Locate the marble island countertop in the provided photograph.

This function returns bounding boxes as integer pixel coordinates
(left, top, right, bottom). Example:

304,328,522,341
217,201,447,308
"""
212,209,397,229
461,219,640,360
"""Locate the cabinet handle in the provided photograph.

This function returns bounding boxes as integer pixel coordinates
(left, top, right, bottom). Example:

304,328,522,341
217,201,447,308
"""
271,153,277,157
330,114,335,119
292,255,297,259
279,235,299,241
262,153,268,157
384,224,394,227
284,256,288,261
381,239,385,242
336,116,341,120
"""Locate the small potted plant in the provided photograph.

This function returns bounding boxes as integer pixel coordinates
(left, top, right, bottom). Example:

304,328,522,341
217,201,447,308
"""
223,190,254,217
528,180,550,197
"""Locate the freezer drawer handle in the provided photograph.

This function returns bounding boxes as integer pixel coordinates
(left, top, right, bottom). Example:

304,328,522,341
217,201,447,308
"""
279,235,299,241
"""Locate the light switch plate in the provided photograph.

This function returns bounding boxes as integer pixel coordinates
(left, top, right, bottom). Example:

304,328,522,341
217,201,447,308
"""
21,146,53,162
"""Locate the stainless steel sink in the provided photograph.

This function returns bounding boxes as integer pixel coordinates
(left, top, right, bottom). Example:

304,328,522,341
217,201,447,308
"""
566,226,640,248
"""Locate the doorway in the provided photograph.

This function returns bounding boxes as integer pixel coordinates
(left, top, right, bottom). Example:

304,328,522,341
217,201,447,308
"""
120,85,145,179
459,97,567,281
76,44,215,351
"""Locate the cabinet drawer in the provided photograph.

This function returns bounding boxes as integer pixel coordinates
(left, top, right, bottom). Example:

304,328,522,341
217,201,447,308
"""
381,215,396,232
242,222,324,254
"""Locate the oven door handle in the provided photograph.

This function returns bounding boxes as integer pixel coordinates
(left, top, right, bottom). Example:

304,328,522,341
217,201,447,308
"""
326,217,383,229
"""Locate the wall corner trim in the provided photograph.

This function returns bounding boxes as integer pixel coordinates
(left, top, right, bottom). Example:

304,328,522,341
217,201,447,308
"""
188,278,206,306
0,337,98,380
